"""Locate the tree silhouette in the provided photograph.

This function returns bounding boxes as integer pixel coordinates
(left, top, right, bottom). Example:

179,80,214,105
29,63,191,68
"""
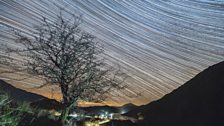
0,10,127,125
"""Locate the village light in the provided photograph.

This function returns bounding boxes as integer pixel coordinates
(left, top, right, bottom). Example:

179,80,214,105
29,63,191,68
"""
84,121,100,126
109,113,113,119
69,113,78,118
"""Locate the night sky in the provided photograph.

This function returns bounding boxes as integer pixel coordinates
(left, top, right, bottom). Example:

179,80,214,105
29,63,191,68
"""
0,0,223,106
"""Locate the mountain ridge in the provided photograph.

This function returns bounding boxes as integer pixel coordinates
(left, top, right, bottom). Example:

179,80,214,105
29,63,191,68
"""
111,61,224,126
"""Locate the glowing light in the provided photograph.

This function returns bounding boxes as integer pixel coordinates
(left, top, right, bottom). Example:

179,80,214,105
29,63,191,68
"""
120,109,128,114
69,113,78,118
84,121,100,126
109,113,113,119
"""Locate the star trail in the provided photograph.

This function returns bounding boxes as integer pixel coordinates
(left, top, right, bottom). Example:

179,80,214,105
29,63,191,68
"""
0,0,223,106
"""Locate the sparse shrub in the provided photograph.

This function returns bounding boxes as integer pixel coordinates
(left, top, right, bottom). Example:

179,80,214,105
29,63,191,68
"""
0,90,60,126
36,109,48,118
0,91,32,126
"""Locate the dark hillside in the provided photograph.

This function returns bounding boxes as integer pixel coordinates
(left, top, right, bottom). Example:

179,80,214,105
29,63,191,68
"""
112,61,224,126
0,80,62,110
0,80,46,102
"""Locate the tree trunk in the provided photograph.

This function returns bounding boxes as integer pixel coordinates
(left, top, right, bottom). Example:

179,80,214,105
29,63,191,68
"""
61,106,70,126
60,102,78,126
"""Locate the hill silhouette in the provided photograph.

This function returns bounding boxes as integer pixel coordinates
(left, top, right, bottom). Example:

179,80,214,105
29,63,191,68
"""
111,61,224,126
0,80,46,102
0,80,135,112
0,80,62,110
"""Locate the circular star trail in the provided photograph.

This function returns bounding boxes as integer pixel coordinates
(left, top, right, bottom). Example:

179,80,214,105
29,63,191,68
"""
0,0,223,105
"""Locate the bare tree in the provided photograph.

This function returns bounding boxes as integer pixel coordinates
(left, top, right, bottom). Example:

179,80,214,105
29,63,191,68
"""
0,11,127,125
